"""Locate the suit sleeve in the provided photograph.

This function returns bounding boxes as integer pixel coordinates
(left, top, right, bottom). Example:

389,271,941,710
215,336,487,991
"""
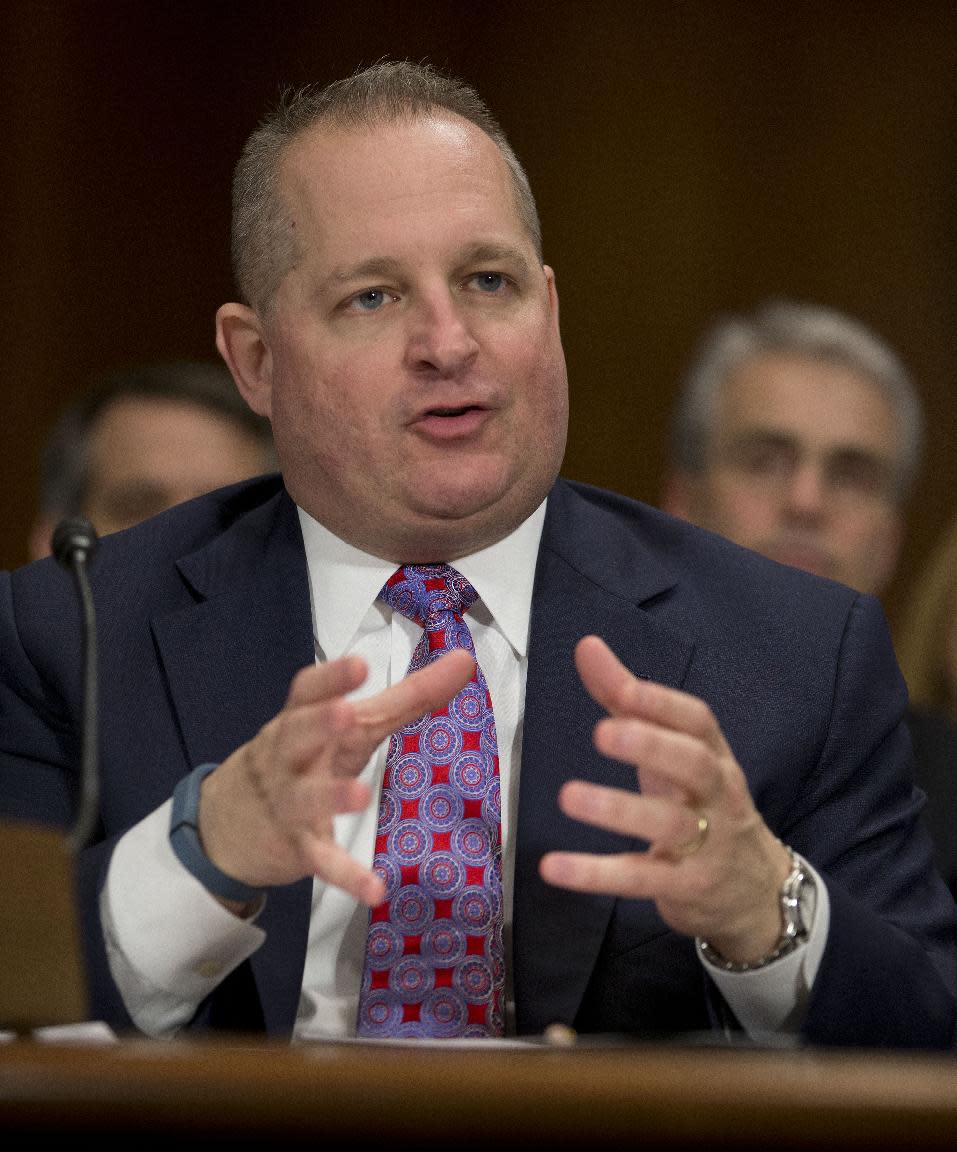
0,568,81,827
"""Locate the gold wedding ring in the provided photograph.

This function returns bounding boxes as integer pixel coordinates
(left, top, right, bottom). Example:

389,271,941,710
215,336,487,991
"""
679,812,709,857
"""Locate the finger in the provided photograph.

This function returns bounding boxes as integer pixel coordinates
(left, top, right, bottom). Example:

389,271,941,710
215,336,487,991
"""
574,634,646,715
592,718,719,805
324,775,375,815
557,780,706,851
269,696,378,779
539,848,682,901
300,834,386,908
576,635,728,753
287,655,369,707
259,754,373,819
352,648,476,742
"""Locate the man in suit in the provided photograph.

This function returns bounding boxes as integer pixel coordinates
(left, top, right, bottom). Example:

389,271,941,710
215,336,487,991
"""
661,298,957,898
28,359,276,562
1,63,955,1049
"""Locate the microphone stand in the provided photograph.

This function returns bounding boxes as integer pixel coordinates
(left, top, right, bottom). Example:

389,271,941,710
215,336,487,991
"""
52,518,100,853
0,518,100,1035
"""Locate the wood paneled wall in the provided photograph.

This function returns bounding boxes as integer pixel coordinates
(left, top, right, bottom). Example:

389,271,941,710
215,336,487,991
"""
3,1,956,637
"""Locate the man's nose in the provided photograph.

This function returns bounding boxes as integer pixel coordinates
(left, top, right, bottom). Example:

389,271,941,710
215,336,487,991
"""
784,461,828,515
405,292,480,376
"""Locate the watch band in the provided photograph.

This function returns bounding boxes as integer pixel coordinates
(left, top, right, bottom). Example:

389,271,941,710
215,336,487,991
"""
697,847,812,973
169,762,265,904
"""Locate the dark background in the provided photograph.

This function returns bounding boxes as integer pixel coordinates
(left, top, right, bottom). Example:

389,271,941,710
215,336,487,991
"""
3,1,956,640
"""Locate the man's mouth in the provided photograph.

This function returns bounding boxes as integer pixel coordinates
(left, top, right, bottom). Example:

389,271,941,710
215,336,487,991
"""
767,542,835,579
413,404,490,439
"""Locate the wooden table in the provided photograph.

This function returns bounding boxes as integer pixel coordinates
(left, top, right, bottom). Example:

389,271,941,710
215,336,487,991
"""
2,1034,956,1148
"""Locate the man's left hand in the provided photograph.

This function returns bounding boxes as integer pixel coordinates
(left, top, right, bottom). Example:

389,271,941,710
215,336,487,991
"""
539,635,791,965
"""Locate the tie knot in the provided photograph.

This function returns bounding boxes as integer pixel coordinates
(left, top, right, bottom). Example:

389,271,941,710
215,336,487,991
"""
379,564,478,627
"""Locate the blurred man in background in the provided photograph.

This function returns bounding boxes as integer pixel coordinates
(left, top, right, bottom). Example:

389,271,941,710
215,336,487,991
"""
662,297,957,896
29,359,276,560
662,298,918,596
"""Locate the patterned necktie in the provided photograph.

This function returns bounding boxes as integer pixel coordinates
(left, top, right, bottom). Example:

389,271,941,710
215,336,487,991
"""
356,564,505,1038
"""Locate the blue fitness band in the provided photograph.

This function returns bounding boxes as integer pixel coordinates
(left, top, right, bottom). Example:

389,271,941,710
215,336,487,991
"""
169,762,265,904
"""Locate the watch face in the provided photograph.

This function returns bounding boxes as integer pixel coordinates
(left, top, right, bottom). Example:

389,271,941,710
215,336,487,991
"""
782,855,812,940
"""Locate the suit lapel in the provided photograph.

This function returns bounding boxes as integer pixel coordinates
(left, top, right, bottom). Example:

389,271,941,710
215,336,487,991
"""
150,490,315,1034
513,480,696,1034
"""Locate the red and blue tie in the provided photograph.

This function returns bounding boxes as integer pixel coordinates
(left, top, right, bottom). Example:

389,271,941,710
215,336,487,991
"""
356,564,505,1038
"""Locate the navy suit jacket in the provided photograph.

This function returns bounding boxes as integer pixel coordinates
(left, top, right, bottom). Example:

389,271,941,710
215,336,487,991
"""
2,475,955,1048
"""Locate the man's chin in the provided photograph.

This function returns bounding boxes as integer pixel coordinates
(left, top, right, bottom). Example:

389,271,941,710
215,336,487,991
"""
767,546,835,581
402,475,546,556
409,463,522,521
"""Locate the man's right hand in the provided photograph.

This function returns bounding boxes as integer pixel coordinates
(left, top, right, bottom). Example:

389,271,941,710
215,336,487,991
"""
196,649,475,908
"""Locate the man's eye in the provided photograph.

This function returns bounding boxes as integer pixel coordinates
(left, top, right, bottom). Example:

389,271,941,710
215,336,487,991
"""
736,445,793,477
827,457,893,499
350,288,392,312
472,272,505,293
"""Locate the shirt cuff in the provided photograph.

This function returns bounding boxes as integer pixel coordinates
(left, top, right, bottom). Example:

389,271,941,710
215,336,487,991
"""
102,799,266,1036
698,856,829,1036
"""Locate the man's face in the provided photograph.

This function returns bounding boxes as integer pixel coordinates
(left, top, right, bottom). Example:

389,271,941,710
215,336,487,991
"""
85,395,272,534
664,353,905,595
225,113,568,562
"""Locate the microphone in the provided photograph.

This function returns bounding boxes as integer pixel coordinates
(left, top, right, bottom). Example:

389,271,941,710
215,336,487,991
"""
52,516,99,570
52,517,100,852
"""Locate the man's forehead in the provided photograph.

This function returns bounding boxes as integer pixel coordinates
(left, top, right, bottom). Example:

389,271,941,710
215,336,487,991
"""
278,114,514,241
722,355,899,430
275,112,531,282
729,352,889,401
283,110,498,185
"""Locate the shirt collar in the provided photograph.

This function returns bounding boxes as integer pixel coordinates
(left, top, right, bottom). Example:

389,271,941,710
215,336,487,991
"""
297,501,548,661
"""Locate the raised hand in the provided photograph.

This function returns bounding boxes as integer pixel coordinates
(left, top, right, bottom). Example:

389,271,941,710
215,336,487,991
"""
198,648,476,908
539,635,791,965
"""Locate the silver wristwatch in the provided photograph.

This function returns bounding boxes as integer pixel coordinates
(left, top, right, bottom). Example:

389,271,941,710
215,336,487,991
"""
697,848,813,973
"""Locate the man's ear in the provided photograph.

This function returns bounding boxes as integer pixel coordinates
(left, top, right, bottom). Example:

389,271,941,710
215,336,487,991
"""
28,515,56,562
871,510,906,597
215,303,274,419
543,264,560,324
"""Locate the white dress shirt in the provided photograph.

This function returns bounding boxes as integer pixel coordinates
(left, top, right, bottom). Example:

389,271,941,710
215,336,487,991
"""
102,498,828,1040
